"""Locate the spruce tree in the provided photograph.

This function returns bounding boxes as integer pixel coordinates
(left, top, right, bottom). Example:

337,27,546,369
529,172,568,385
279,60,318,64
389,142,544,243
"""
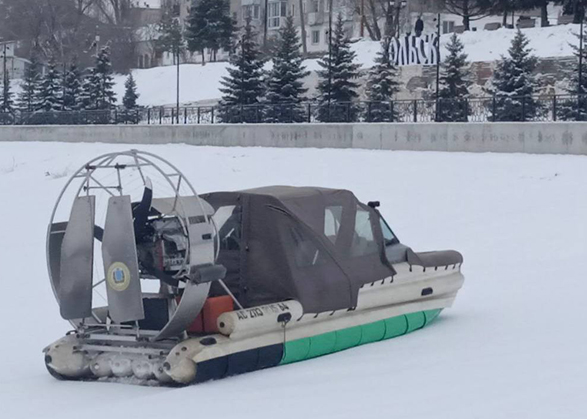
62,59,83,111
185,0,233,64
83,47,117,110
487,30,540,121
264,15,310,123
365,38,400,122
123,74,139,109
558,25,587,121
78,75,93,111
437,33,470,122
121,74,140,123
316,14,361,122
17,56,41,112
218,18,265,123
36,58,62,112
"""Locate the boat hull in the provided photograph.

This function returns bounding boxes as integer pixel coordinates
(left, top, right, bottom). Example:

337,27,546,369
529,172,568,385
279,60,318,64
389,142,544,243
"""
44,263,464,385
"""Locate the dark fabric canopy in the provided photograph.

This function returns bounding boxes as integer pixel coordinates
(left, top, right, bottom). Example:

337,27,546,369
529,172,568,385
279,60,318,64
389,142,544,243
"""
201,186,396,313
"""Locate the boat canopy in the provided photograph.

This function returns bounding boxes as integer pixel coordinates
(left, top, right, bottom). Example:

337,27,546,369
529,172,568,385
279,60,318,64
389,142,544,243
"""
202,186,396,313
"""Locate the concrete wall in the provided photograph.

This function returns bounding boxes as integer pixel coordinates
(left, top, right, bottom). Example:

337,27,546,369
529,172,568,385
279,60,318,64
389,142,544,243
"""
1,122,587,155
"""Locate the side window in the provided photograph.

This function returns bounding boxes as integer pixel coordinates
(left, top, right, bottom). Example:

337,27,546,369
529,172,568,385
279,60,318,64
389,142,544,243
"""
212,205,241,251
351,206,378,257
289,224,324,267
324,205,342,244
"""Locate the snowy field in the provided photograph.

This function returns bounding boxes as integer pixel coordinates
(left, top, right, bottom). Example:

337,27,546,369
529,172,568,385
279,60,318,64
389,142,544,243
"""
0,143,586,418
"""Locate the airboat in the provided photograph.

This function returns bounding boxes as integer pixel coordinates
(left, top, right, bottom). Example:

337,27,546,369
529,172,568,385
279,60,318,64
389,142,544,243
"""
44,150,464,385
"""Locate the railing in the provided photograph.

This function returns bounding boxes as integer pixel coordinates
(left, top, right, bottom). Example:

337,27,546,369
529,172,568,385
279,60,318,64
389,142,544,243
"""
1,94,587,125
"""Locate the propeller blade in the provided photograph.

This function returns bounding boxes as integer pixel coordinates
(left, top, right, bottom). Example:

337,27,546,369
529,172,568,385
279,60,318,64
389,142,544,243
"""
153,280,210,341
48,222,67,297
102,195,144,323
133,178,152,242
58,196,95,320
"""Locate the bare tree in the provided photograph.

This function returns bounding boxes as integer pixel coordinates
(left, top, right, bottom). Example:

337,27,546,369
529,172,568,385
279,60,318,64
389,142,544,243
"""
299,0,307,54
444,0,494,31
351,0,405,41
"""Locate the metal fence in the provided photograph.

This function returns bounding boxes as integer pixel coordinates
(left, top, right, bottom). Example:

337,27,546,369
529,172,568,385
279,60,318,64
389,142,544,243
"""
1,94,587,125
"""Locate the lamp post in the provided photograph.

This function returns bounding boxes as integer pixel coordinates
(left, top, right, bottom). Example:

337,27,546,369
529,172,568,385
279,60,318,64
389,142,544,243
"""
580,17,584,97
435,13,441,121
174,16,181,125
0,40,11,113
327,0,333,118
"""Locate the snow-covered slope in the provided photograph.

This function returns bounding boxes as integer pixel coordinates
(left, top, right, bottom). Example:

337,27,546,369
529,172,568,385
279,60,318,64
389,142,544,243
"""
0,143,586,419
112,61,230,107
113,24,582,106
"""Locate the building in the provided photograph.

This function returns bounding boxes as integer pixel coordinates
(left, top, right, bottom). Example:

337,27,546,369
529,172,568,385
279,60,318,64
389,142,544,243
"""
406,1,565,35
0,41,31,80
135,0,569,69
230,0,358,54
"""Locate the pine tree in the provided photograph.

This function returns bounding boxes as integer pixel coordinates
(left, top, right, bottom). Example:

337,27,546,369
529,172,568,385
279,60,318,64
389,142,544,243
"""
264,15,310,123
120,74,140,124
78,75,93,111
17,56,41,112
62,59,83,111
316,14,361,122
123,74,139,109
36,58,62,112
487,30,541,121
365,38,400,122
437,33,470,122
185,0,233,64
218,18,265,123
558,25,587,121
83,46,117,110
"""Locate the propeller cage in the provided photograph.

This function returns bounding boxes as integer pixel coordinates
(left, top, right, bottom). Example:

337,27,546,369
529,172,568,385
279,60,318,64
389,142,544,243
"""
46,150,220,341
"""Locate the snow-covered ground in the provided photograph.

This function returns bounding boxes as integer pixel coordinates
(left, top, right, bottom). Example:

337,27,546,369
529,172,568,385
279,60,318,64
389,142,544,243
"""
110,24,583,106
0,143,585,418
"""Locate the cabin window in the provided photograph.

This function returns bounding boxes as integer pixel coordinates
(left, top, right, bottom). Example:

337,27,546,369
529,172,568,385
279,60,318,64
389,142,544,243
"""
212,205,241,251
324,205,342,244
351,206,378,257
289,225,325,267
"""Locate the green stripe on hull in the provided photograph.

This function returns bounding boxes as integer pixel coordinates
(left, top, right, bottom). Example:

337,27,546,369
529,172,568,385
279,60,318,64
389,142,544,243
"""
280,309,442,365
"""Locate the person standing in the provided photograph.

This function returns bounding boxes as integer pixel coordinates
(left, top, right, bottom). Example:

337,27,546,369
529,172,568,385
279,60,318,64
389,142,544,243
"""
415,15,424,37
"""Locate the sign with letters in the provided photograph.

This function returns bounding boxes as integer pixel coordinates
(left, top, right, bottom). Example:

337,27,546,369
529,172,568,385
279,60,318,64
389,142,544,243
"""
389,33,440,66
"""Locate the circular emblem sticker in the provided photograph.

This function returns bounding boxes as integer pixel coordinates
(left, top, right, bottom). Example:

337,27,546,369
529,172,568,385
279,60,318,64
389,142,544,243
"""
106,262,131,292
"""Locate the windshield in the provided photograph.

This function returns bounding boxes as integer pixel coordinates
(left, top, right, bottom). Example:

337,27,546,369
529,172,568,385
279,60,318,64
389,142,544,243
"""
212,205,241,251
379,216,399,246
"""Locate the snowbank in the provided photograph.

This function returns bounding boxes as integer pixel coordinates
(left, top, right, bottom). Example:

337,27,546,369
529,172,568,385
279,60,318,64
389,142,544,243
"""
447,24,579,62
112,61,230,107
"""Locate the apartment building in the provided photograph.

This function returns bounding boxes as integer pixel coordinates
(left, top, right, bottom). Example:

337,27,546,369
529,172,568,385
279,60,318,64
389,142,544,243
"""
231,0,357,54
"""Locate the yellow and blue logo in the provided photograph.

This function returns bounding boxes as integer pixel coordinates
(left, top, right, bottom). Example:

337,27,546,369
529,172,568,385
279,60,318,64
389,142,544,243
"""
106,262,132,292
